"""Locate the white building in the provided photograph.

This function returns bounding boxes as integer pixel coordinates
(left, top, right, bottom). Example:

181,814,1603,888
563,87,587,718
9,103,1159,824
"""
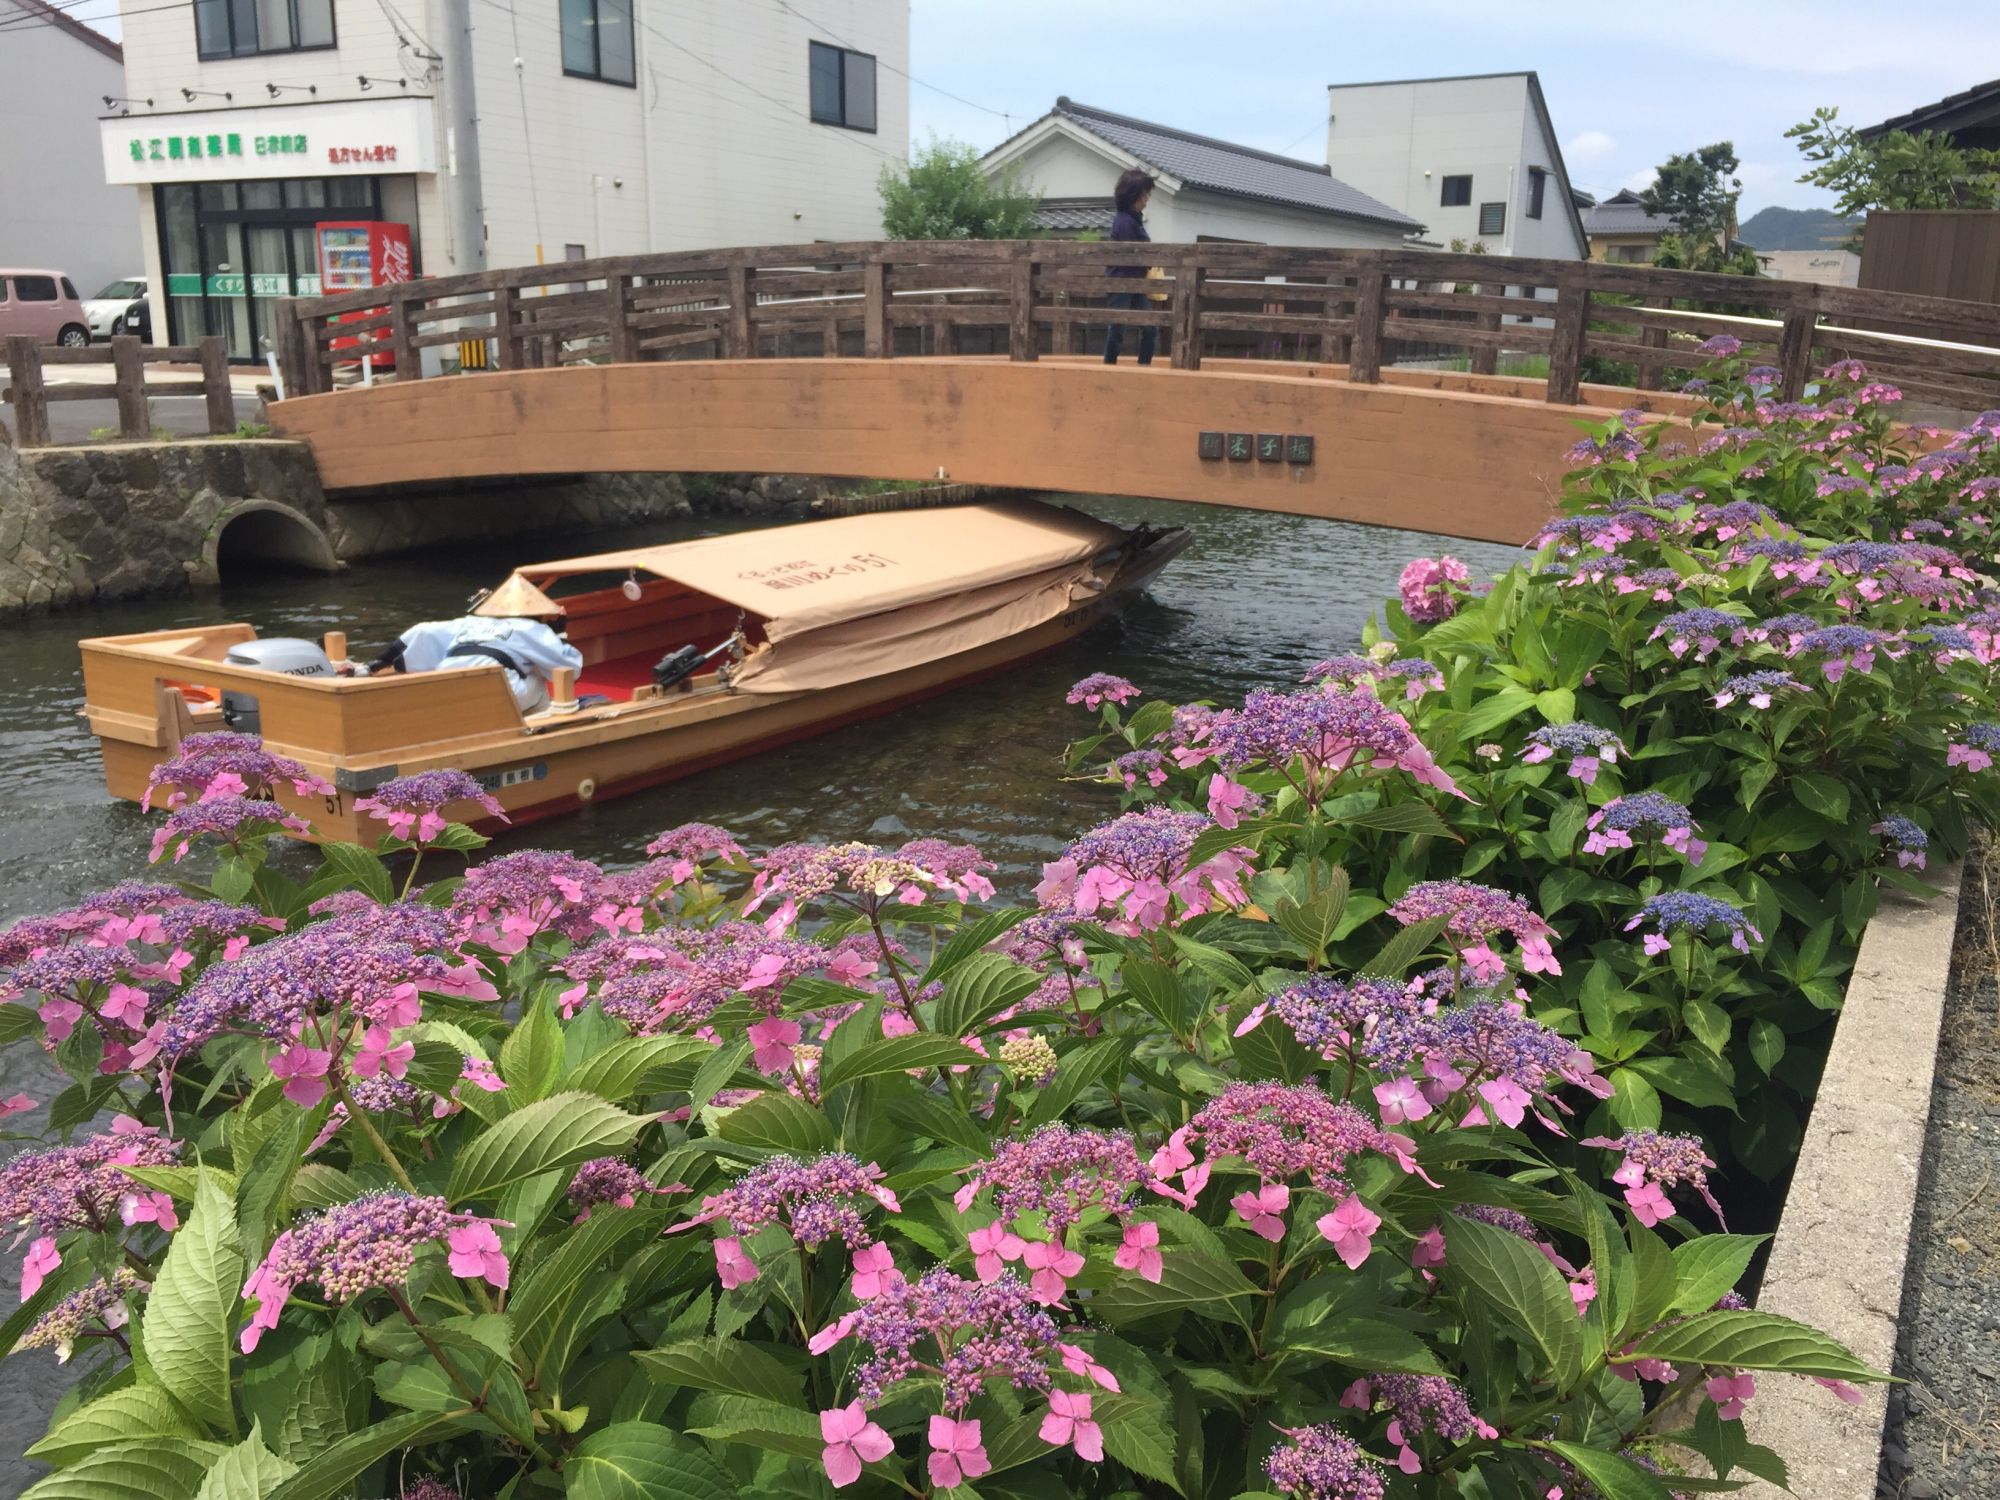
101,0,909,359
0,0,144,298
1758,249,1861,288
982,98,1423,249
1323,72,1587,261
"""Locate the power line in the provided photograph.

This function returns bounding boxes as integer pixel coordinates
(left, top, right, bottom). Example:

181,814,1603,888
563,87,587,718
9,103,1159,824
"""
631,10,903,165
0,0,192,38
769,0,1020,124
1276,116,1330,159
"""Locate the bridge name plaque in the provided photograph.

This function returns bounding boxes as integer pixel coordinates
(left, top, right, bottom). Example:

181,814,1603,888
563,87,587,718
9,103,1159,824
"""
1199,432,1313,466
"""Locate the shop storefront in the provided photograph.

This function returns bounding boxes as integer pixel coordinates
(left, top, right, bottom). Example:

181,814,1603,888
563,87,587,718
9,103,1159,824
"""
101,97,436,360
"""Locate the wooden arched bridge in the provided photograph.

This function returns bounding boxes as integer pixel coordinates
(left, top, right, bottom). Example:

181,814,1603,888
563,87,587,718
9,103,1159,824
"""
263,241,2000,546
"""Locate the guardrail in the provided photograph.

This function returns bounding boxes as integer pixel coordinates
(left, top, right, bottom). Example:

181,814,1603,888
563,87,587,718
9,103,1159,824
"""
272,241,2000,413
3,334,236,448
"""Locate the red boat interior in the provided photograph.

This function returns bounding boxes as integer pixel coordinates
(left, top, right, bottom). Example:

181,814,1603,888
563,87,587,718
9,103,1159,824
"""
550,575,769,703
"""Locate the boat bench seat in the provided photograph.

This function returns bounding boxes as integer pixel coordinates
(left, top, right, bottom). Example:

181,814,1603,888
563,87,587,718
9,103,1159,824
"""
574,651,660,703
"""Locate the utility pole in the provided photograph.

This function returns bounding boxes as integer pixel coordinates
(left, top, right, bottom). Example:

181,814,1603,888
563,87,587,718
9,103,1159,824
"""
438,0,485,274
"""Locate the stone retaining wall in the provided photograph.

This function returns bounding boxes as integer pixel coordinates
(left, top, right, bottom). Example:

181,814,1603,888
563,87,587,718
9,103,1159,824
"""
0,436,1026,617
0,439,695,614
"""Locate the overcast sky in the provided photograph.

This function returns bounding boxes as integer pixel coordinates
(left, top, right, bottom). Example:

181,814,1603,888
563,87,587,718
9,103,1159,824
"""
906,0,1989,217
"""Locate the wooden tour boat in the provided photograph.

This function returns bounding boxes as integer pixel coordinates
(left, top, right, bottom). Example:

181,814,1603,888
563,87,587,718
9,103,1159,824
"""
80,500,1192,844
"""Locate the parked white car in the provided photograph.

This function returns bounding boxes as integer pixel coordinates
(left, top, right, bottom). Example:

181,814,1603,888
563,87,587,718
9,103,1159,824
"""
83,278,151,341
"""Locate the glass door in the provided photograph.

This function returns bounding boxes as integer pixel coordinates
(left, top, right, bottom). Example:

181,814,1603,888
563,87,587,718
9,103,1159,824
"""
198,217,252,359
245,224,293,360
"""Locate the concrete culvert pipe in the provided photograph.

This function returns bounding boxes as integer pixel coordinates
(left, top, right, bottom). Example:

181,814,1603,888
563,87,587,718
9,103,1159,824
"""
207,501,340,581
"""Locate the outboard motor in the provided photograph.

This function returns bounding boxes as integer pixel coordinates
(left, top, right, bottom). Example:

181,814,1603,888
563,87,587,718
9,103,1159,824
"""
221,637,334,734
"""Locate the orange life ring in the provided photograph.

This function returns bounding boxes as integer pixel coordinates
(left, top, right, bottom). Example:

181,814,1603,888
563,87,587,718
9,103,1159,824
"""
166,681,221,709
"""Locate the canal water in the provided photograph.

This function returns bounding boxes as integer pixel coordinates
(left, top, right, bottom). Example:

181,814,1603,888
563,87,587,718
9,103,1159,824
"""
0,494,1516,1489
0,495,1518,921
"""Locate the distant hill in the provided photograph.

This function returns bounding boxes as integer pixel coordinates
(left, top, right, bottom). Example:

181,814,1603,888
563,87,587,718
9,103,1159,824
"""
1739,206,1862,251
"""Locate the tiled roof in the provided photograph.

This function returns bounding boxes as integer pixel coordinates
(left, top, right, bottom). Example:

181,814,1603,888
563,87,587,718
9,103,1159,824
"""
1031,199,1115,232
1859,78,2000,139
1582,190,1674,238
3,0,121,62
1043,97,1422,231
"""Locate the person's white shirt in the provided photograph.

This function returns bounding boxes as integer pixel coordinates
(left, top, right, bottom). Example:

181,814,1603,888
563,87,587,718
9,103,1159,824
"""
398,616,580,674
395,617,582,711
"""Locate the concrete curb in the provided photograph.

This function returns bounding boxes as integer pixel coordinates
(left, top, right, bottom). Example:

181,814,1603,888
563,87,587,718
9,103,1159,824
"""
1738,860,1963,1499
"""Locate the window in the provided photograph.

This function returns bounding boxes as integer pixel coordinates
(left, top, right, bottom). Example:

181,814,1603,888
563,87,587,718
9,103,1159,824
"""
0,282,8,303
96,280,145,301
15,276,57,302
62,277,79,301
560,0,634,86
1527,167,1546,220
1439,174,1471,207
809,41,877,132
194,0,335,59
1609,243,1654,264
1478,202,1506,237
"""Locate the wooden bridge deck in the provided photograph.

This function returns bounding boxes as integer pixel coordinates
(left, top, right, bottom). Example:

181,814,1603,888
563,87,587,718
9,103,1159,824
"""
259,240,2000,544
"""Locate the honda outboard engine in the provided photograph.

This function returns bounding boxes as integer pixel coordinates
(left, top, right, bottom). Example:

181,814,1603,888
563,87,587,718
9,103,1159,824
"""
221,638,334,734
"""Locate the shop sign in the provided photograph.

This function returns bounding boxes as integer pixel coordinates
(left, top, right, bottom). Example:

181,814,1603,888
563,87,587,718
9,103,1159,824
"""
100,98,437,184
165,272,317,297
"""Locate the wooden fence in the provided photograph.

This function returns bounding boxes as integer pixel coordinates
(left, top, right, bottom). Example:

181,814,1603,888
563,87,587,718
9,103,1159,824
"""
4,334,236,448
273,241,2000,414
1860,211,2000,307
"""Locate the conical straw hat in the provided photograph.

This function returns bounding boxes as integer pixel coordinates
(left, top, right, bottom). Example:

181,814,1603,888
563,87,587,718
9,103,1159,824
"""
473,573,565,618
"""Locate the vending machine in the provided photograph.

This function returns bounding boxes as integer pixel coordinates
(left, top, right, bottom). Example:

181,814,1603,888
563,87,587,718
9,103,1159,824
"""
315,221,413,368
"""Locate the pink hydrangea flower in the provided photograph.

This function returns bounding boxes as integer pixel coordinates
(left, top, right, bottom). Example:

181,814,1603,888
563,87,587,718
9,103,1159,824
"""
849,1241,903,1300
747,1015,804,1074
820,1402,894,1488
714,1236,759,1289
20,1237,59,1301
1113,1220,1162,1283
268,1044,333,1108
119,1190,179,1232
969,1221,1026,1282
1316,1196,1380,1270
927,1415,991,1489
1708,1371,1756,1421
1058,1341,1121,1391
1232,1183,1290,1242
1207,775,1257,830
445,1221,510,1288
1039,1388,1105,1461
1020,1239,1085,1305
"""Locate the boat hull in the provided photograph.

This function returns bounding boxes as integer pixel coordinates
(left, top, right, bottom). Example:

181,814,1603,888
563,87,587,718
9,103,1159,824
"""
87,526,1190,847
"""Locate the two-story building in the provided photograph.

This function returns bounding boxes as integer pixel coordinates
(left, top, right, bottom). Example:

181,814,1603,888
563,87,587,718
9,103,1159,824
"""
101,0,910,359
1323,71,1588,262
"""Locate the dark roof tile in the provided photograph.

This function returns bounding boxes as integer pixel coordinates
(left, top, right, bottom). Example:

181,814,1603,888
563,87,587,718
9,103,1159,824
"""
1047,97,1421,231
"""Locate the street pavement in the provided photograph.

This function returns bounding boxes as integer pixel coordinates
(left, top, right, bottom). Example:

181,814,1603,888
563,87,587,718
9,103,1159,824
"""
11,364,270,447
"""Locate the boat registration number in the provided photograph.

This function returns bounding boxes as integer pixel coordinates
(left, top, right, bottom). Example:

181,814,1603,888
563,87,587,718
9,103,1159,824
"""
477,763,548,792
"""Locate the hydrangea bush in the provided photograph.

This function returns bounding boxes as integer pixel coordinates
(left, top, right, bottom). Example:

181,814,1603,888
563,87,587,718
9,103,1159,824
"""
0,352,1970,1499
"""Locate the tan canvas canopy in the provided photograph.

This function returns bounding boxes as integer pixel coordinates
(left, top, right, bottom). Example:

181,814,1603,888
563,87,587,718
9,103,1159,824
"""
475,499,1129,644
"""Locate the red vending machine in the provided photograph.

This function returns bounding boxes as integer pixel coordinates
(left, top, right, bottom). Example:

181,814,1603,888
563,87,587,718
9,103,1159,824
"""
315,221,413,369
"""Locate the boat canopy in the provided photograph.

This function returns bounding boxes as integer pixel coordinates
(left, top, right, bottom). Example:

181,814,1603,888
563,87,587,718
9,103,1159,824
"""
476,499,1130,643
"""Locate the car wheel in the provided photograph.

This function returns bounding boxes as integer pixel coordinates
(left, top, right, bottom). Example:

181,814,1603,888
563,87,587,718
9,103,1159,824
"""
57,325,89,348
111,317,125,336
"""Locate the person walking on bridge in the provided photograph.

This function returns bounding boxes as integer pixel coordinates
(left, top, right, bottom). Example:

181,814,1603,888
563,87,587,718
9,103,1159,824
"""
1103,168,1158,367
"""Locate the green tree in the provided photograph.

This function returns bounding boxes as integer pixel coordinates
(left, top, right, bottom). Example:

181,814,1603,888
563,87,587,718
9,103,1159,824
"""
878,136,1040,240
1651,232,1760,277
1786,105,2000,217
1640,141,1743,243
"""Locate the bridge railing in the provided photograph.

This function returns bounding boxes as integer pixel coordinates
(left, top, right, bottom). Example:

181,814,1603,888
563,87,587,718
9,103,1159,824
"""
273,241,2000,413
